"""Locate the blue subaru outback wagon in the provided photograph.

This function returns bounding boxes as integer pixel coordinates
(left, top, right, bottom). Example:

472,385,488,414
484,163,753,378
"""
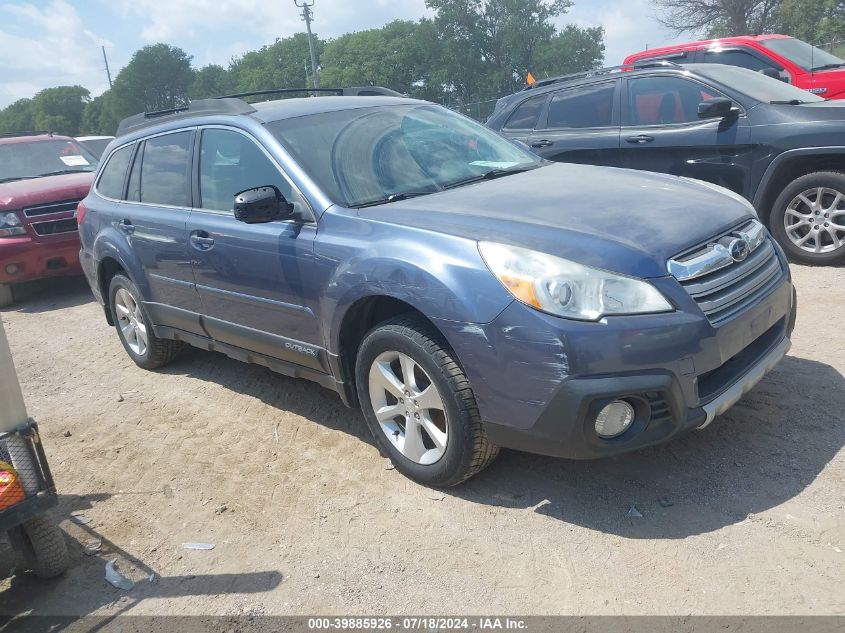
78,93,796,486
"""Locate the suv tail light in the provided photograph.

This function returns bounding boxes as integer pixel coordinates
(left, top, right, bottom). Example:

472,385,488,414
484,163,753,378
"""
75,201,87,225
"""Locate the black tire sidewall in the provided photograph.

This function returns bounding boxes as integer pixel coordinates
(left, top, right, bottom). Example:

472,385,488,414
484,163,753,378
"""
770,172,845,265
109,274,154,366
355,324,475,487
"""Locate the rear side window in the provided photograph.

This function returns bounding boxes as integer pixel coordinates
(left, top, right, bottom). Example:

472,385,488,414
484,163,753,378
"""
702,49,776,71
139,131,192,207
544,82,615,129
503,96,546,130
96,145,133,199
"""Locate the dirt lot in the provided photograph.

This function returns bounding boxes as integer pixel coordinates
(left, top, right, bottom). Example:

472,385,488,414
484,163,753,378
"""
0,265,843,618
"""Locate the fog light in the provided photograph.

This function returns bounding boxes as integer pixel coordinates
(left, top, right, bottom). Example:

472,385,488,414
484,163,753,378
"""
5,264,21,275
595,400,635,438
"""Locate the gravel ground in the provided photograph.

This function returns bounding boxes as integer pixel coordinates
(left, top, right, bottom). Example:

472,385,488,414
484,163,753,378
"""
0,265,843,617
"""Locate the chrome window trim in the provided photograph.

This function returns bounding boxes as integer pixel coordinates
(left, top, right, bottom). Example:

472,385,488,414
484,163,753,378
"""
668,219,766,281
194,124,317,224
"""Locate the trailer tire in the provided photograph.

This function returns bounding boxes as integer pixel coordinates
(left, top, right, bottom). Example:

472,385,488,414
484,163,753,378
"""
9,516,69,579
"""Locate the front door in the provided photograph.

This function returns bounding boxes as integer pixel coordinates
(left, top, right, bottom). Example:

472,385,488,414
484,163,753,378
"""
187,127,323,369
620,74,754,197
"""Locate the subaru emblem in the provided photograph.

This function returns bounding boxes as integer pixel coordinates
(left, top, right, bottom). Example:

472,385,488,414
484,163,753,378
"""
729,238,750,262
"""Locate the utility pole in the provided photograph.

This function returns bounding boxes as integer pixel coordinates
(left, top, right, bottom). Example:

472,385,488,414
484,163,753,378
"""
101,45,113,89
295,0,319,89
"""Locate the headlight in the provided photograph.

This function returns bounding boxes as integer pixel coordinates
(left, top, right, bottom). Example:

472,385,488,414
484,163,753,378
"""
0,212,26,238
478,242,673,321
680,177,757,217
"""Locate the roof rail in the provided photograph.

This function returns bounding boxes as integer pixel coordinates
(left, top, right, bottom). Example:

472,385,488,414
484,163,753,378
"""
216,86,404,100
522,60,681,91
116,98,257,137
0,130,53,138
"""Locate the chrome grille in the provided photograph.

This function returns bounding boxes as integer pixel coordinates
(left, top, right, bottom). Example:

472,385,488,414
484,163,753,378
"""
22,200,80,217
669,220,784,324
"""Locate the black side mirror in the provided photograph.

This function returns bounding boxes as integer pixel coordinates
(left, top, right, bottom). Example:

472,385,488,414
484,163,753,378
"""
233,186,293,224
698,97,736,120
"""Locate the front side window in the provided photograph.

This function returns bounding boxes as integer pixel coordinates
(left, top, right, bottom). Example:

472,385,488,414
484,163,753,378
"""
503,95,546,130
199,128,298,213
96,144,133,199
627,76,725,125
545,82,615,129
139,131,192,207
267,104,542,208
702,49,776,72
0,139,98,184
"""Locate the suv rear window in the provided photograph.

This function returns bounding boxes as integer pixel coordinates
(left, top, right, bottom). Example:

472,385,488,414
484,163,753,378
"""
97,144,134,199
138,132,192,207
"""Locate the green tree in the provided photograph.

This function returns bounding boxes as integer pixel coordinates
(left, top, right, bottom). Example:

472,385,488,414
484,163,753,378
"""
80,91,120,136
652,0,780,37
319,20,444,100
0,98,35,134
229,33,324,96
534,26,605,77
29,85,90,136
111,44,194,118
775,0,845,44
190,64,236,99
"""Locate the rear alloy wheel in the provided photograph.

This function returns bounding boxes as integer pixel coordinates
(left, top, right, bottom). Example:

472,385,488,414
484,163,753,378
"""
771,172,845,265
356,315,498,487
109,274,181,370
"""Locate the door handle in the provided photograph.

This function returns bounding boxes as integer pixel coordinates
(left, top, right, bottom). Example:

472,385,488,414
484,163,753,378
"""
190,232,215,250
530,139,553,148
626,134,655,144
118,219,135,234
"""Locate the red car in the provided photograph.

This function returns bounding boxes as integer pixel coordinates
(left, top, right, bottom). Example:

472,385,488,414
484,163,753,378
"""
0,132,98,307
624,34,845,100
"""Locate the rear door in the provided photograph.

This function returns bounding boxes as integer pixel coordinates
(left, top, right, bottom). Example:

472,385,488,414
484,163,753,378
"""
122,129,205,333
186,126,323,368
619,74,754,196
526,79,622,166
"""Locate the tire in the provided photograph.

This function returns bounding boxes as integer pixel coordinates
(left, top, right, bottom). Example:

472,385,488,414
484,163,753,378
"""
0,283,13,309
355,315,498,487
769,171,845,265
8,517,69,579
109,274,181,369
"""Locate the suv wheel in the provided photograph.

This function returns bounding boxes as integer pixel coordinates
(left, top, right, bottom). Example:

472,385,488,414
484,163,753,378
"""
355,315,498,487
109,274,181,369
770,172,845,265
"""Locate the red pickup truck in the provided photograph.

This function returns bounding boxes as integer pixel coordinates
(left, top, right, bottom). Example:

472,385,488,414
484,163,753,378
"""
624,34,845,99
0,132,98,307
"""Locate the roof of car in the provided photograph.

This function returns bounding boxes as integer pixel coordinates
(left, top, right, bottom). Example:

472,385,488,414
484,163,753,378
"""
0,132,74,146
250,96,427,123
625,34,792,61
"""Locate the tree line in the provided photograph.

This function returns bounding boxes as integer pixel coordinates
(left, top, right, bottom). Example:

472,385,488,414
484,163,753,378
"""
655,0,845,41
0,0,604,137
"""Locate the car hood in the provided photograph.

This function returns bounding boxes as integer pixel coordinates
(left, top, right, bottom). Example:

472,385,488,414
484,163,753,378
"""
357,163,754,278
0,172,94,210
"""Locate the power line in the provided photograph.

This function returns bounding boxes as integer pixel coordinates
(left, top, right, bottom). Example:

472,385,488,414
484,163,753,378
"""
294,0,319,89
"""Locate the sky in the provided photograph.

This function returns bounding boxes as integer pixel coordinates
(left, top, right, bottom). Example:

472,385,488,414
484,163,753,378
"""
0,0,686,109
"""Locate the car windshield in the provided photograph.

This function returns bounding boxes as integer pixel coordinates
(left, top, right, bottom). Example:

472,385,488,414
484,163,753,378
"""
759,37,845,72
0,138,99,183
693,64,825,104
266,103,542,208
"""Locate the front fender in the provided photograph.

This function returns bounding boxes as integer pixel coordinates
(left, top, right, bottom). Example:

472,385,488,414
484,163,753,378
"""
316,211,513,354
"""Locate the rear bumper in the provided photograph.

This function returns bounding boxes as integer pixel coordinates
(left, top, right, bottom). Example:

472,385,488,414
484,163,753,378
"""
0,234,81,284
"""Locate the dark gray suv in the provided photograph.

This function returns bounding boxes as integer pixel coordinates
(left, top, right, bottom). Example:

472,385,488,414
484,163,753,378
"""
78,94,796,486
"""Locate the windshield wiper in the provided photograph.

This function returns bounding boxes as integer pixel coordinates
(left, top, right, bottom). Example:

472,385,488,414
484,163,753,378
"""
443,165,536,191
0,177,25,184
811,62,845,71
352,191,435,208
770,99,807,105
38,169,90,177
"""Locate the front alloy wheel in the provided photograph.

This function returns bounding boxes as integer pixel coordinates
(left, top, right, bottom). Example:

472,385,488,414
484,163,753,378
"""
368,351,449,465
784,187,845,255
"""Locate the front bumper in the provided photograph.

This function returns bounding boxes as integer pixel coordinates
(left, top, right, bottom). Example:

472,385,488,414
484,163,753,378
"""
0,234,81,284
434,269,796,460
